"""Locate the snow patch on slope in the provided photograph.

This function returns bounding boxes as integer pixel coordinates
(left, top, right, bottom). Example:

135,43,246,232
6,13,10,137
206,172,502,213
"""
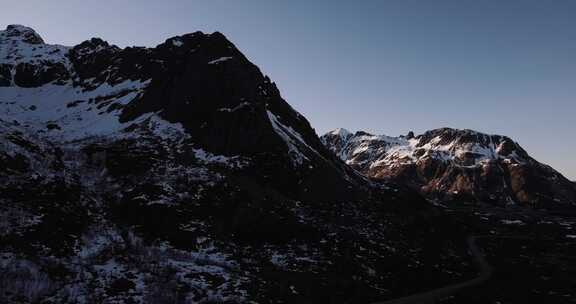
208,57,233,65
267,110,321,166
0,79,151,141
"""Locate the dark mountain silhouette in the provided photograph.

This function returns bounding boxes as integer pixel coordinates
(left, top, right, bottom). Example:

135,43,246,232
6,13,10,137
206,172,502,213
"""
0,25,469,303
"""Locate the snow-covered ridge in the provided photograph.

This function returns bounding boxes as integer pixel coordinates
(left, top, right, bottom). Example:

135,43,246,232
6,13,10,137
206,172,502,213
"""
1,25,44,44
322,128,528,169
322,127,576,206
0,24,159,142
0,24,70,66
328,127,352,141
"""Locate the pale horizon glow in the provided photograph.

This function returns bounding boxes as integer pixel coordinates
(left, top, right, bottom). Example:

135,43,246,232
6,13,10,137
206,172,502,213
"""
1,0,575,179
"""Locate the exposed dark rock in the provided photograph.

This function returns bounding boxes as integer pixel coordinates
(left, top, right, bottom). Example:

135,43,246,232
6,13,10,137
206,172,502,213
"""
12,61,70,87
0,64,11,86
46,123,61,130
406,131,414,139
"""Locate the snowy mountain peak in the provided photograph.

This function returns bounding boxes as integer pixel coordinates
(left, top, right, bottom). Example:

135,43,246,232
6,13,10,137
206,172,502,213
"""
328,127,352,138
0,24,69,74
412,127,528,162
322,127,576,206
323,127,531,171
2,24,44,44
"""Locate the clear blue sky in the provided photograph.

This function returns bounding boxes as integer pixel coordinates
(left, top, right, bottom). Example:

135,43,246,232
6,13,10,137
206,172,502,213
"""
2,0,575,179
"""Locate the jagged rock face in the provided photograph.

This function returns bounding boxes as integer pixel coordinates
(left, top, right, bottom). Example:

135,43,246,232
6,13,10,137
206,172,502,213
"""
322,128,576,208
0,25,471,303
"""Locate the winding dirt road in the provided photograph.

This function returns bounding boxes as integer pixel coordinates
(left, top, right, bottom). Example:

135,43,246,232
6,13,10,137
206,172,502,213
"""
372,236,493,304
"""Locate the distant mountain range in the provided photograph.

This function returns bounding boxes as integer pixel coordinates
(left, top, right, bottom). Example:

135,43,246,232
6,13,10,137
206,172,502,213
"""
322,128,576,208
